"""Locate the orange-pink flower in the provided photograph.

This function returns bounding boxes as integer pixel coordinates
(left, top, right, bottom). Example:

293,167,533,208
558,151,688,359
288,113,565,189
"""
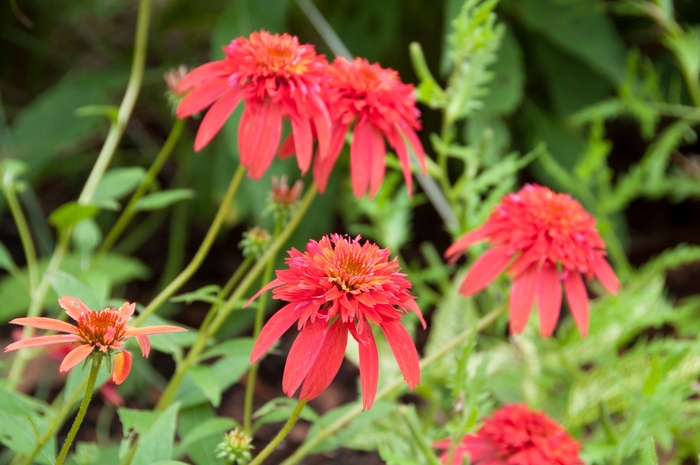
434,404,583,465
312,57,426,197
445,184,620,337
246,234,425,410
4,296,186,384
176,30,332,179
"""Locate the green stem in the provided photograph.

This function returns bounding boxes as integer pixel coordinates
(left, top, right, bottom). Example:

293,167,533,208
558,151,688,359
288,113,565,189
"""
98,117,185,256
280,304,506,465
5,0,151,388
0,169,39,292
243,256,277,433
132,164,245,326
154,185,317,411
77,0,150,206
249,400,307,465
55,357,102,465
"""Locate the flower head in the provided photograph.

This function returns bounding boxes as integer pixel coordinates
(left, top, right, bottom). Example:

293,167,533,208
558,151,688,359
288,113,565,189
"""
266,175,303,224
445,184,620,337
434,404,583,465
215,429,254,465
246,234,425,410
4,296,187,384
312,57,426,198
239,226,271,259
176,30,332,179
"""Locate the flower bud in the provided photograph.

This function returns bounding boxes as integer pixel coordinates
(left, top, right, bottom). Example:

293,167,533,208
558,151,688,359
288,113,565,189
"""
215,429,253,465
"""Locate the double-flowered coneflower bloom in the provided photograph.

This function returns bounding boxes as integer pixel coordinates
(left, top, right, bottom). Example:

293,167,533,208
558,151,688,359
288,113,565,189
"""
4,296,186,384
246,234,425,410
312,57,426,197
434,404,583,465
445,184,620,337
176,30,331,179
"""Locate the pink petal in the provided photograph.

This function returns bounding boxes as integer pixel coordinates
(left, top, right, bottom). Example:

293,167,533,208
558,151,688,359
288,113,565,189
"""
291,116,313,173
351,321,379,410
178,61,228,92
509,263,538,334
123,325,186,337
564,272,590,337
277,134,296,158
367,126,387,199
537,264,563,337
9,317,77,334
379,320,420,390
60,344,94,372
193,88,244,152
299,320,347,401
177,77,231,119
309,92,332,160
112,350,132,385
459,245,511,295
118,302,136,318
385,126,413,196
241,102,283,179
136,335,151,358
243,279,284,308
400,125,426,174
58,296,90,321
444,225,490,263
350,118,373,197
250,302,304,363
593,255,620,294
4,334,82,352
312,125,347,193
282,319,328,397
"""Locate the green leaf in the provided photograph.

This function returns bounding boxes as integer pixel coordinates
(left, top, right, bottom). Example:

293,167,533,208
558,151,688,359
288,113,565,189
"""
170,285,223,305
177,404,224,465
134,189,195,211
93,167,146,207
253,398,319,431
73,218,102,258
0,241,18,272
190,365,222,407
49,202,99,231
131,403,180,465
480,29,524,115
200,338,254,361
45,269,103,310
0,386,49,416
0,413,56,465
175,417,238,456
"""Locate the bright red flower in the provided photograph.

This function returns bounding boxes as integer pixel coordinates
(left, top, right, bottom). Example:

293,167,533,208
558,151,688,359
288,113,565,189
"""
176,30,332,179
434,404,583,465
311,57,426,198
445,184,620,337
4,297,186,384
245,234,425,410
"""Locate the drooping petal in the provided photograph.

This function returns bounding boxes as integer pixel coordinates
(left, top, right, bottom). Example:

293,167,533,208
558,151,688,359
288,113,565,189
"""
136,335,151,358
193,88,245,152
59,344,94,373
177,77,231,119
537,264,563,337
9,317,78,334
58,296,90,321
282,318,328,397
299,319,348,401
458,245,511,295
444,225,491,263
243,278,284,308
178,61,228,92
244,103,283,179
309,93,332,160
350,118,373,197
508,263,539,334
112,350,133,385
250,302,305,363
379,320,420,390
367,125,386,199
400,124,426,174
312,126,346,193
123,325,187,337
564,272,590,337
291,116,313,173
4,334,82,352
385,126,413,196
593,255,620,294
350,321,379,410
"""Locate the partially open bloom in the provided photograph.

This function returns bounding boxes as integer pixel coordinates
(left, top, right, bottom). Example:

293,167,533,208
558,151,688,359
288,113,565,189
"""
246,234,425,410
434,404,583,465
4,297,187,384
311,57,426,197
266,175,303,224
445,184,620,337
176,30,331,179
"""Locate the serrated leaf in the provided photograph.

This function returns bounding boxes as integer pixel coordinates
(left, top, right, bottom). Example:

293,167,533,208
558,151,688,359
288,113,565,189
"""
134,189,195,211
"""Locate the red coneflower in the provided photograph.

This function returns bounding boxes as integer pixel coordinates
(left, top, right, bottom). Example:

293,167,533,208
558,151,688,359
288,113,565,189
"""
177,30,332,179
245,234,425,410
434,404,583,465
311,57,426,198
4,296,186,384
445,184,620,337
